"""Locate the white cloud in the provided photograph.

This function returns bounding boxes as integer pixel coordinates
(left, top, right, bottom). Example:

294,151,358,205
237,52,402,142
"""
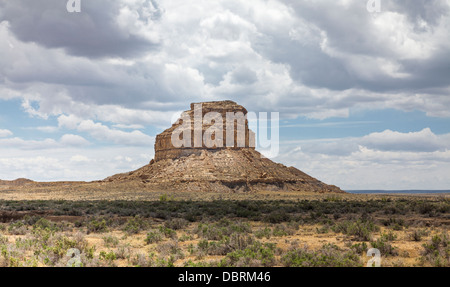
0,146,153,181
76,120,154,146
276,128,450,189
21,99,48,119
1,0,449,122
70,155,91,163
286,128,450,156
0,0,449,189
361,128,449,152
60,134,90,147
0,129,12,138
0,137,58,150
0,134,90,150
112,124,145,130
35,126,59,133
58,114,83,130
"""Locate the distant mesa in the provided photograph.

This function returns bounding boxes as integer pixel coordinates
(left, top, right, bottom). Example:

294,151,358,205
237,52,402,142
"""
0,178,34,186
106,100,343,193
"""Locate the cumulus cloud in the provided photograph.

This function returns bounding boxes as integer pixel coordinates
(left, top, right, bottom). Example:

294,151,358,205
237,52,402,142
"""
0,0,449,188
0,137,58,150
0,129,12,138
60,134,90,147
294,138,359,157
0,0,449,122
112,124,145,130
35,126,59,133
387,0,450,29
0,0,161,58
276,128,450,189
57,114,158,146
76,120,154,146
70,155,91,163
287,147,450,190
361,128,450,152
0,146,153,181
0,134,90,150
289,128,450,156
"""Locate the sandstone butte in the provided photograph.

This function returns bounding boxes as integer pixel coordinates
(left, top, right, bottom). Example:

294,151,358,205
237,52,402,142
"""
106,101,344,193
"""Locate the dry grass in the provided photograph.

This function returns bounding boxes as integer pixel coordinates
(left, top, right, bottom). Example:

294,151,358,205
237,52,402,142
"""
1,220,446,267
0,183,448,267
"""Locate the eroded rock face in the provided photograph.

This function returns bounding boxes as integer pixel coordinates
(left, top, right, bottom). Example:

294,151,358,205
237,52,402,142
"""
154,101,255,162
106,101,344,193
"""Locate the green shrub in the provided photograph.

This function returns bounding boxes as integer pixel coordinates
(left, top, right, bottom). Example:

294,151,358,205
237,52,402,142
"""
263,211,291,224
33,218,61,232
103,235,120,248
350,242,368,254
123,216,148,235
179,234,193,242
380,231,397,242
22,215,42,226
145,230,163,244
84,246,95,260
420,232,449,267
0,235,8,245
224,241,276,267
281,244,362,267
130,253,154,267
323,195,343,202
49,236,78,259
228,233,255,251
99,251,117,261
316,225,329,234
155,256,175,267
332,219,379,241
183,260,212,267
255,227,272,239
409,229,429,242
86,219,108,233
8,221,27,235
272,223,295,237
370,236,398,257
197,233,255,256
159,194,174,202
197,239,228,256
158,226,177,239
164,218,189,230
194,220,251,241
417,202,434,215
156,241,184,260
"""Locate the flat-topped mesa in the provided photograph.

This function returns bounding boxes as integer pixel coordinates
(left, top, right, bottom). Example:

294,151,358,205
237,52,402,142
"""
155,101,256,162
106,100,344,193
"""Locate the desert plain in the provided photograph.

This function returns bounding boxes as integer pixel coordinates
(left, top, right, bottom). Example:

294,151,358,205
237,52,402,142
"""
0,180,448,267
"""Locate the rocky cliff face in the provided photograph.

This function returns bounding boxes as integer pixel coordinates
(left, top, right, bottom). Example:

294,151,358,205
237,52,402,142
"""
106,101,344,193
154,101,255,162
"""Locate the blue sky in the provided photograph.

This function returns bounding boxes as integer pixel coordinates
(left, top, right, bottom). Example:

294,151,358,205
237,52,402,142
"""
0,0,450,190
280,109,450,140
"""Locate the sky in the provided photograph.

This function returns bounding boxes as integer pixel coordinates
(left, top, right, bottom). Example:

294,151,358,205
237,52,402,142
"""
0,0,449,190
